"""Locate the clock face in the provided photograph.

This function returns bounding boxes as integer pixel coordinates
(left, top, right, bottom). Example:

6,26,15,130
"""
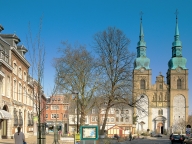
176,67,182,73
140,68,145,72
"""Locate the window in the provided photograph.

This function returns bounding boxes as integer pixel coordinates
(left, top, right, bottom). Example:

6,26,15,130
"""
116,117,119,122
18,83,22,101
46,106,49,109
23,72,27,81
13,62,17,75
125,117,129,122
111,117,114,122
51,114,59,118
46,114,48,118
63,114,68,118
159,84,163,89
7,76,10,98
18,67,22,79
120,117,124,122
23,87,26,104
13,80,17,100
177,79,182,89
140,79,145,89
116,110,119,114
92,109,95,114
126,110,129,114
91,116,97,122
51,105,59,110
2,78,5,96
63,105,68,110
158,109,163,115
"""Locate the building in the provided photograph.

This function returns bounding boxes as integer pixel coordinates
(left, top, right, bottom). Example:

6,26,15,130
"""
0,25,46,139
132,15,188,134
46,94,70,134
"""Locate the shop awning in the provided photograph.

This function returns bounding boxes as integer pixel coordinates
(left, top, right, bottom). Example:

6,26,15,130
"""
0,110,12,120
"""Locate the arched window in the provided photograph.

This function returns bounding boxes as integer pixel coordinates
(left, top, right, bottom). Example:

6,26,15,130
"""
140,79,145,89
158,109,163,115
177,79,182,89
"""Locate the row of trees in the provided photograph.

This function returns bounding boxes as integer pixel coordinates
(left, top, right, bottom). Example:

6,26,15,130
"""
53,27,136,134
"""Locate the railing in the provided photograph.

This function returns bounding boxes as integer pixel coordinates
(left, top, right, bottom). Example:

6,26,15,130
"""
0,51,9,63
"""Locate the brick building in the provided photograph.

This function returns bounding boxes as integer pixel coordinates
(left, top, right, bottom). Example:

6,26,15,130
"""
46,94,71,134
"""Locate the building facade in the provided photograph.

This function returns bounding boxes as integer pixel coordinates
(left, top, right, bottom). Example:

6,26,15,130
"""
132,16,188,134
46,94,70,134
0,25,46,139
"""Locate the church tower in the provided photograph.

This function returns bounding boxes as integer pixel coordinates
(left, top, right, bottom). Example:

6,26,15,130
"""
167,11,189,132
133,15,151,132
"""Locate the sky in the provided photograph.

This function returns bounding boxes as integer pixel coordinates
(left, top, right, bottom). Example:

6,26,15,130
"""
0,0,192,113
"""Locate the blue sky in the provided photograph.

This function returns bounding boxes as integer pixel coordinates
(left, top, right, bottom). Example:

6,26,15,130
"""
0,0,192,113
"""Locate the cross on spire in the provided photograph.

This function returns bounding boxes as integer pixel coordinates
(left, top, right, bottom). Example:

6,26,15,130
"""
175,9,179,21
140,11,143,22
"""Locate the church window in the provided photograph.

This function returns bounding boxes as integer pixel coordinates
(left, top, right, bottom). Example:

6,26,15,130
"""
165,95,167,101
177,79,182,89
140,79,145,89
158,109,163,115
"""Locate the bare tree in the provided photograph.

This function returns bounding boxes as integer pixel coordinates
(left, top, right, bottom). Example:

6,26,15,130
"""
26,17,45,144
93,27,135,134
53,42,99,127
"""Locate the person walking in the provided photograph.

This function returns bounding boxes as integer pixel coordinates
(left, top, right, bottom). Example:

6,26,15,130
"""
14,127,26,144
129,132,132,141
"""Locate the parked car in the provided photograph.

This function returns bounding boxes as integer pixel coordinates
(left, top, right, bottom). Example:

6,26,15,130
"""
170,134,185,144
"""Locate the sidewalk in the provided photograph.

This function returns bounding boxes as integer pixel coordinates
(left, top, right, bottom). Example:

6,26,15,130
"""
0,134,132,144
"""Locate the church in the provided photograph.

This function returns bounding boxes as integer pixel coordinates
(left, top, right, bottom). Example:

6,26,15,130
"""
132,14,188,134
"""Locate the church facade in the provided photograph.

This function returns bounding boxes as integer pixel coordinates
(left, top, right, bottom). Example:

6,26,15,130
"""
133,16,188,134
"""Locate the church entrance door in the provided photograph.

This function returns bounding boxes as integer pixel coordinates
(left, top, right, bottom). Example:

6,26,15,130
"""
157,122,163,134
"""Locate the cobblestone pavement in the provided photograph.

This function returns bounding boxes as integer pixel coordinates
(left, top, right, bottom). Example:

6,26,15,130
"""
0,134,169,144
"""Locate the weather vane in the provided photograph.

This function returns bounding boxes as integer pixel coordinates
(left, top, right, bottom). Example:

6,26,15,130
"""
140,11,143,21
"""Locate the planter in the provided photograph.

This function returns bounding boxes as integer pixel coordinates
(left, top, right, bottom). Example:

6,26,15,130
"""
99,135,105,138
60,137,74,142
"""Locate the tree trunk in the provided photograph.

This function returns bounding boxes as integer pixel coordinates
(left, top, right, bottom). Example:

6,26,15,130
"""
100,107,110,135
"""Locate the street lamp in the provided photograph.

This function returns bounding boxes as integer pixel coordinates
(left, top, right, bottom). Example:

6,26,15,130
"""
72,92,79,134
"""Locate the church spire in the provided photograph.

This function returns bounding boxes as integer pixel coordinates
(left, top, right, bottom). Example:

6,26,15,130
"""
168,9,187,70
134,12,150,70
137,11,146,48
172,9,182,48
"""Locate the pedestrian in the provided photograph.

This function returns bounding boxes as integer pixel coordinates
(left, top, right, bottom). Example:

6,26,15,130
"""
14,127,26,144
129,132,132,141
169,133,173,140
